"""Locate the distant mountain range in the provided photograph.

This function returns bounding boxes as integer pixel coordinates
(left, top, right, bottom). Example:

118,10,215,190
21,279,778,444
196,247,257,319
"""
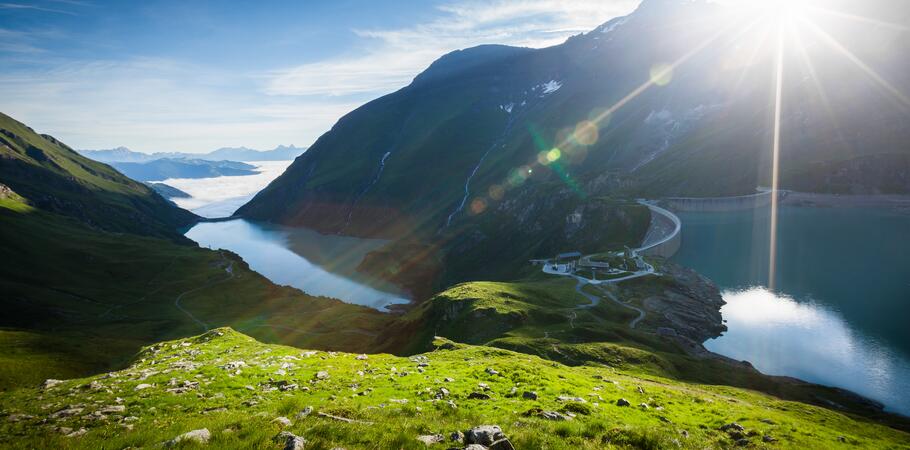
109,158,259,182
78,144,306,163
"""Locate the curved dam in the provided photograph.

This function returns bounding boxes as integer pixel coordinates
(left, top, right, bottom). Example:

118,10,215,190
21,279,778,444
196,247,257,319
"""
638,201,682,258
661,190,788,212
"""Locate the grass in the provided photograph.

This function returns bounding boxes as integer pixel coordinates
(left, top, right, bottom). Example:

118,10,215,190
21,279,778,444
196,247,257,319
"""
1,328,906,449
0,197,394,391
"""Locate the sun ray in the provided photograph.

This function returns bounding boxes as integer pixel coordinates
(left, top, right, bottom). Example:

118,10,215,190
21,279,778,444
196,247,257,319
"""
806,5,910,32
801,16,910,108
769,20,785,292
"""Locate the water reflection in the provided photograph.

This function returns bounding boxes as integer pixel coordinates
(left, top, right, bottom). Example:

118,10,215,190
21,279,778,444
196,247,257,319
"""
707,288,910,416
185,219,410,311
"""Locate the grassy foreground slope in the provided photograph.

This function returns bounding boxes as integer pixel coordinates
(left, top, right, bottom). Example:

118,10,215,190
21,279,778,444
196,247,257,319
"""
385,277,910,431
1,328,906,449
0,196,392,390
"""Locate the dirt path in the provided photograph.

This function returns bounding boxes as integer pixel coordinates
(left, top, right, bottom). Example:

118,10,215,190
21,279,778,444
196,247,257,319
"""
174,252,234,332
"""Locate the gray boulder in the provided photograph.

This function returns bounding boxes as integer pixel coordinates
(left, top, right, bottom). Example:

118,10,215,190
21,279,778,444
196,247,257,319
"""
464,425,505,446
165,428,211,447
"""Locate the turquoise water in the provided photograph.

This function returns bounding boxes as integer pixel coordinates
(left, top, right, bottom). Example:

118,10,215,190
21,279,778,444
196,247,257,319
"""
185,219,410,311
673,206,910,416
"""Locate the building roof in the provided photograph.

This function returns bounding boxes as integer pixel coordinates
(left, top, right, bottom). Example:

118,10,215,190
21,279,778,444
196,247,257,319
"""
556,251,582,259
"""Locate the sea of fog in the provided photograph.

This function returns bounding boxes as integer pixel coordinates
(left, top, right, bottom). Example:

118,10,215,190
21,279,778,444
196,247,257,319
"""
157,160,292,218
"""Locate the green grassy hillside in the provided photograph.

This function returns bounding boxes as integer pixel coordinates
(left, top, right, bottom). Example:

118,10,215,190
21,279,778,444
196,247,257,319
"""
1,328,906,449
0,112,195,239
0,196,392,390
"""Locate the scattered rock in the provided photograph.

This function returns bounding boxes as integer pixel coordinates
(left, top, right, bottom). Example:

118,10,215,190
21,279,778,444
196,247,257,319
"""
66,428,88,438
99,405,126,414
464,445,486,450
763,435,777,443
272,416,293,428
274,431,306,450
522,391,538,400
436,387,450,399
50,407,83,419
464,425,505,446
485,368,499,376
638,403,650,409
7,413,34,422
720,422,746,433
356,354,368,360
416,434,445,445
557,395,585,403
42,379,63,390
315,371,330,380
165,428,211,447
444,377,455,383
450,431,465,442
616,398,631,407
539,410,571,421
490,438,516,450
134,383,153,391
296,406,314,419
734,438,750,446
467,392,491,400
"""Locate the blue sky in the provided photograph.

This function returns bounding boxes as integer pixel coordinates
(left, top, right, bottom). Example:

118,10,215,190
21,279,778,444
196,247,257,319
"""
0,0,638,152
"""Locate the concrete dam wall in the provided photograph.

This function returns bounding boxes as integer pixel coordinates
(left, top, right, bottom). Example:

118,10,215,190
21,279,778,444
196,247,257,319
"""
638,202,682,258
662,190,788,212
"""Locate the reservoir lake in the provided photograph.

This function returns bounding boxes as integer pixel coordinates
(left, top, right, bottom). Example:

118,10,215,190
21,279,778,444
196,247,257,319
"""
672,205,910,416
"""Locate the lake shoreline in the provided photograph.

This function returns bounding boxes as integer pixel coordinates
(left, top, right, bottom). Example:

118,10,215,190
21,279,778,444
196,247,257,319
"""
782,191,910,212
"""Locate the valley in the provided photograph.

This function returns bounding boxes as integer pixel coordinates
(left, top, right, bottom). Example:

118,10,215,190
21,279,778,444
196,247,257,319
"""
2,0,910,448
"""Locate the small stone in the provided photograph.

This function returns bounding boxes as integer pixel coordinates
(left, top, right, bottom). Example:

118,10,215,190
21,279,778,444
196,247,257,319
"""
356,354,368,360
467,392,491,400
720,422,746,433
539,410,571,421
616,398,631,407
490,438,516,450
315,371,330,380
450,431,465,442
66,428,88,438
465,445,486,450
165,428,211,447
464,425,505,446
100,405,126,414
134,383,153,391
522,391,538,400
637,386,645,394
274,431,306,450
735,438,750,446
763,435,777,443
296,406,314,419
444,377,455,383
557,395,585,402
416,434,445,445
272,416,293,427
638,403,649,409
485,368,499,375
7,413,34,422
436,387,450,399
43,379,63,389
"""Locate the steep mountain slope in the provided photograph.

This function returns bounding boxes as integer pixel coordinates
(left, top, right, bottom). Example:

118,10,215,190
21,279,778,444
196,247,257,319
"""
0,115,391,390
0,113,196,239
239,0,910,241
2,328,907,449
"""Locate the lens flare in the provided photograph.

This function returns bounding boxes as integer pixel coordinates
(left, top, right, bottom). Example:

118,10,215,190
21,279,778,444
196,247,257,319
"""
650,63,674,86
546,148,561,162
574,121,599,146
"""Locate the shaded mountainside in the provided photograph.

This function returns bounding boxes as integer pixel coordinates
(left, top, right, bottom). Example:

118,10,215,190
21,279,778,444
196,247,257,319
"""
1,328,907,449
0,114,391,391
239,0,910,241
0,112,196,239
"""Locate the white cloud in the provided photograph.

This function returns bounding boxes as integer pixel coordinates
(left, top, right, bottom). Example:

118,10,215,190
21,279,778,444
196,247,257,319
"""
266,0,638,96
1,0,638,152
0,58,361,152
